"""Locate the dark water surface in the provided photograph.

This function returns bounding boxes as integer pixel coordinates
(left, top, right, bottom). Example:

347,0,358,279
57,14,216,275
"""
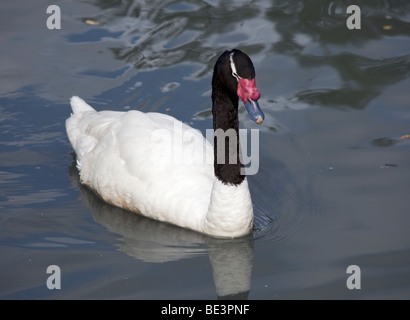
1,0,410,299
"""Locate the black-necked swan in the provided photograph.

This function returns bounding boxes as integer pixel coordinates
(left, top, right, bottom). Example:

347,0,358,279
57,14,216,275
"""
66,49,264,238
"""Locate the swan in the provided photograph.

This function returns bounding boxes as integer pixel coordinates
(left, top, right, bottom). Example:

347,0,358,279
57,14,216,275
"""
66,49,264,238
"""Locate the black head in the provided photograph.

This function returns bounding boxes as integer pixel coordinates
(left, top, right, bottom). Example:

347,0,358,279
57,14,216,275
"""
213,49,255,93
213,49,264,124
211,50,264,185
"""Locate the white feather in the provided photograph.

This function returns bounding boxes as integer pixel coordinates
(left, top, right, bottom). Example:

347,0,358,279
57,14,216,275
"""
66,96,253,238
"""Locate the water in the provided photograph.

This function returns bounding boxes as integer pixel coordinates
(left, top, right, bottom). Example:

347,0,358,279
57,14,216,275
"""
1,0,410,299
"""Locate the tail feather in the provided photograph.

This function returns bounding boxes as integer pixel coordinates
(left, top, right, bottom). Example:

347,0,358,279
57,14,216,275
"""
70,96,96,114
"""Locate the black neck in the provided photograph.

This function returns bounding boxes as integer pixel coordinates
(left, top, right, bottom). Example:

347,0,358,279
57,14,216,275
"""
211,74,245,185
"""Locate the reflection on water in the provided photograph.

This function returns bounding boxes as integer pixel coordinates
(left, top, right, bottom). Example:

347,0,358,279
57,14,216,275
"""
70,0,410,110
69,161,253,299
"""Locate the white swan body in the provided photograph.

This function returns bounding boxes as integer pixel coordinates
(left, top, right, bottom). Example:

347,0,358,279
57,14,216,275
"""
66,97,253,237
66,49,264,238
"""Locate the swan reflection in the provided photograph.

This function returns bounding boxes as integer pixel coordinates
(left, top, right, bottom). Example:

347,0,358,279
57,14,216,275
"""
69,161,253,299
